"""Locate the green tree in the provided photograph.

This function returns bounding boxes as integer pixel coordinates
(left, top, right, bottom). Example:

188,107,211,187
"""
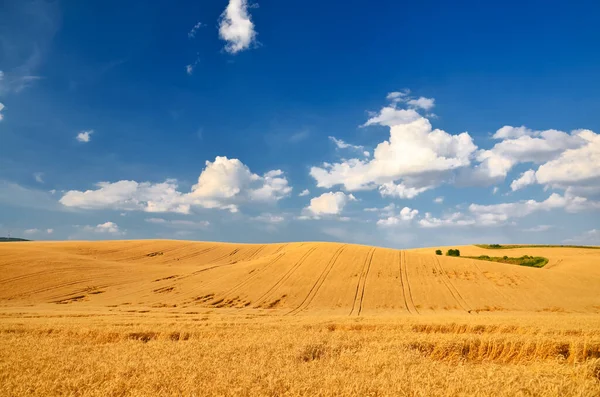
435,249,442,255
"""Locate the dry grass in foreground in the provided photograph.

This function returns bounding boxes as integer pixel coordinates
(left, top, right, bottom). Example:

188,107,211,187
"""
1,315,600,396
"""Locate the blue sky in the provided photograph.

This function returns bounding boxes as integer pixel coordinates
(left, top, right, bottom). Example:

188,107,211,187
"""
1,0,599,247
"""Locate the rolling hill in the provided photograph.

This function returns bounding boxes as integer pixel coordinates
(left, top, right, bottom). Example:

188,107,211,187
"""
1,240,599,315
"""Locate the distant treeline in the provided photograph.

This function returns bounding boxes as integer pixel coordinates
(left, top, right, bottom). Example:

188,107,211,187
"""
0,237,30,242
475,244,600,250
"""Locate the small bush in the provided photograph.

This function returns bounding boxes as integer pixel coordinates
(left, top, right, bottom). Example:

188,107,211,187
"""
435,250,442,255
503,256,508,260
446,249,460,257
489,244,502,248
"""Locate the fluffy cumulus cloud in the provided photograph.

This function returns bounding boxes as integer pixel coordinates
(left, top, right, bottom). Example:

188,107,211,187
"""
379,182,432,199
469,126,591,184
534,130,600,192
309,92,600,236
406,97,435,110
416,192,600,228
298,189,310,197
0,102,4,121
312,116,476,195
84,222,122,235
418,212,475,228
469,193,600,224
219,0,257,54
377,207,419,226
60,156,292,214
76,130,93,143
60,179,190,214
305,191,356,217
510,169,536,191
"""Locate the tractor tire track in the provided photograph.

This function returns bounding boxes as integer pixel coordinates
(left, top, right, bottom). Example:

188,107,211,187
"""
286,245,346,316
254,246,317,307
246,245,266,261
397,251,410,313
401,251,419,314
222,252,287,297
357,248,376,316
433,256,472,313
469,259,525,311
349,248,375,316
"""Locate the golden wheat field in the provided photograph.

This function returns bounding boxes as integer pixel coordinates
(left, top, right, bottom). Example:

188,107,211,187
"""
1,240,600,396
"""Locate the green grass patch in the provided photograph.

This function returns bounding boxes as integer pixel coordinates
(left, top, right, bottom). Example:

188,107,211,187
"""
465,255,549,268
475,244,600,250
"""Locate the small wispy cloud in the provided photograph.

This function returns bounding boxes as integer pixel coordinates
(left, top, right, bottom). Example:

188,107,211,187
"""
186,54,200,75
76,130,93,143
188,21,203,38
522,225,553,232
33,172,44,183
83,221,123,235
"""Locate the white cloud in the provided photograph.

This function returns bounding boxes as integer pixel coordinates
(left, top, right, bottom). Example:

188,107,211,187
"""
33,172,44,183
510,169,536,191
84,221,122,235
248,169,293,202
535,130,600,188
406,96,435,110
418,212,475,228
434,196,444,203
328,136,367,155
492,187,499,195
364,203,396,216
0,102,4,121
60,156,291,214
23,228,40,235
186,55,200,75
377,207,419,226
218,0,257,54
362,107,421,127
379,182,431,199
522,225,553,232
145,218,209,228
469,193,600,225
493,126,536,140
299,189,310,197
251,213,285,223
563,229,600,245
305,191,356,216
312,116,477,192
188,21,203,38
469,127,588,183
46,228,54,234
76,130,93,143
60,179,190,214
386,90,410,102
